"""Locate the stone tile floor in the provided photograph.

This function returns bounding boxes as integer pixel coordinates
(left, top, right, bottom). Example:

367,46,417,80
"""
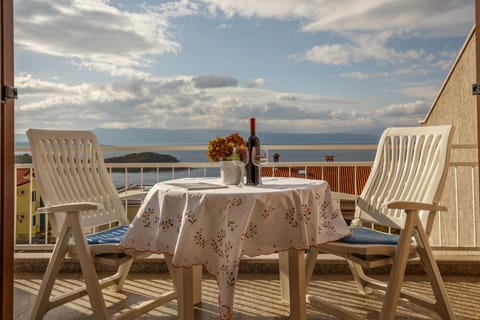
14,272,480,319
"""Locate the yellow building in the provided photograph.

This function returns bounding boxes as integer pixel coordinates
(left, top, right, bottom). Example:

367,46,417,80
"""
16,168,41,241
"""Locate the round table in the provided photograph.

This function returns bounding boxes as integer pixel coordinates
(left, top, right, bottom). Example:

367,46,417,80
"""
120,177,350,319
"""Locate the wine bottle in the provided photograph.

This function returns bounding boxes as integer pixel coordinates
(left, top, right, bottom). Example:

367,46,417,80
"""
246,117,260,185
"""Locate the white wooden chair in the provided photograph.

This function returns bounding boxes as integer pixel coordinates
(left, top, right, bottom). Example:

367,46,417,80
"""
27,129,177,320
305,125,456,319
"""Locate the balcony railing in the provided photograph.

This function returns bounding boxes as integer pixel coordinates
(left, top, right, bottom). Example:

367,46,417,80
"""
13,143,480,252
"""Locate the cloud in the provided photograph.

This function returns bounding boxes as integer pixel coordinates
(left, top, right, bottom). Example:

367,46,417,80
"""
299,44,353,65
340,72,369,80
15,0,198,77
398,83,439,100
433,50,458,70
216,23,233,30
201,0,472,36
375,100,429,117
391,64,429,76
301,1,472,37
338,48,455,80
192,75,239,89
15,0,468,79
203,0,471,70
14,1,462,136
15,74,429,135
295,31,425,66
245,78,266,88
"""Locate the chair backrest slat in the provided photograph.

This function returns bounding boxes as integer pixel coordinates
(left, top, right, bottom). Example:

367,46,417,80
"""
71,139,89,200
355,125,452,230
27,129,128,233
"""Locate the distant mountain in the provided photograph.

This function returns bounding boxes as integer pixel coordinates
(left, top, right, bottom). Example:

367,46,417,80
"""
15,153,32,164
14,152,179,165
91,128,380,146
14,128,382,148
105,152,181,172
104,152,179,164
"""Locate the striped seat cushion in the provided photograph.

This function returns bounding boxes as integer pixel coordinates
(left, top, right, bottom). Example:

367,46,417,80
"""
86,225,129,245
339,227,399,245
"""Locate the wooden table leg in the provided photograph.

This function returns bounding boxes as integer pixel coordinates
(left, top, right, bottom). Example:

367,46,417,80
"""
278,251,290,302
193,265,202,305
177,267,194,320
288,248,307,320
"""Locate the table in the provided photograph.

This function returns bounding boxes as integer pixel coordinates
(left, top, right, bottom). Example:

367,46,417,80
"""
119,177,350,319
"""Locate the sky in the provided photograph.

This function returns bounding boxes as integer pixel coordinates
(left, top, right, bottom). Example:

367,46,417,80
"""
13,0,475,138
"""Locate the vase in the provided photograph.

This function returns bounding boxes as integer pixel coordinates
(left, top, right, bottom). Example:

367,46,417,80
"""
220,161,242,185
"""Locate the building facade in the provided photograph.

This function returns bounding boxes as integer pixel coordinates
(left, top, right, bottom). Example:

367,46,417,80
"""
421,26,480,248
15,168,41,241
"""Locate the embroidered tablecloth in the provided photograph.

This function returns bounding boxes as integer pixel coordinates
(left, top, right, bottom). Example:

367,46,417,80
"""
119,177,350,319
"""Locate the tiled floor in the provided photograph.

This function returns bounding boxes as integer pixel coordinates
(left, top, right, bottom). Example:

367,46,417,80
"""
14,272,480,319
15,273,480,320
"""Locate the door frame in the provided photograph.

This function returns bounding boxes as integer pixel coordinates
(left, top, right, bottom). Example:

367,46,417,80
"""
1,0,15,318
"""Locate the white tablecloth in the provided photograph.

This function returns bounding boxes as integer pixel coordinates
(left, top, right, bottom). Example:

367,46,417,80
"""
119,177,350,319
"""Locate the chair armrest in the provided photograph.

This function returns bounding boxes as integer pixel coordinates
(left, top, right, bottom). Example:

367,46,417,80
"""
118,189,148,201
386,201,447,212
37,202,100,214
331,191,358,201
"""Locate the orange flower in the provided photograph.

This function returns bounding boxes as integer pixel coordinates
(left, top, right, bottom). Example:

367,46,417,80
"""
206,133,246,162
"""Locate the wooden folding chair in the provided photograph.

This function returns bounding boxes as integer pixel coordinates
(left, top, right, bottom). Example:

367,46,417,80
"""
306,125,456,319
27,129,177,319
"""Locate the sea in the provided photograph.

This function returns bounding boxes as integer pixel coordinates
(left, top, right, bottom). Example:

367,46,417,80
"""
16,127,381,188
106,148,377,188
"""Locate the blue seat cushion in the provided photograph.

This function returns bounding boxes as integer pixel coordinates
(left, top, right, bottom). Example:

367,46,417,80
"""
86,225,129,245
339,227,399,245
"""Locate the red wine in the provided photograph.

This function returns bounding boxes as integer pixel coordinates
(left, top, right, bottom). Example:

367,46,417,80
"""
246,117,260,185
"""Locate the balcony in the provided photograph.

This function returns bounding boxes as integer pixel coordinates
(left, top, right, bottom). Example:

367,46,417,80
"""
13,143,480,319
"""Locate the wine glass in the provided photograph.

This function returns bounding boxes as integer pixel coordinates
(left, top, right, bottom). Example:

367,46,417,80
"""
252,147,268,186
232,147,249,186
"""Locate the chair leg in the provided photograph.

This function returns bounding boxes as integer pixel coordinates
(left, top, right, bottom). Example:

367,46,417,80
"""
304,249,317,287
414,220,455,319
68,213,110,319
380,212,417,320
347,260,373,295
113,259,134,291
30,222,73,320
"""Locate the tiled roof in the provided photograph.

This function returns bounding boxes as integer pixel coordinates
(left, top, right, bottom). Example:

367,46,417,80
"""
17,168,31,187
261,165,371,195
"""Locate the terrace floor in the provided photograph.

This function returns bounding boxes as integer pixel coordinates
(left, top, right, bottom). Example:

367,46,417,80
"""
14,265,480,319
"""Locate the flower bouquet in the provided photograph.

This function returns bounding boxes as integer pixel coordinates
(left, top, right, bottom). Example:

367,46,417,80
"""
206,133,247,185
206,132,247,162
